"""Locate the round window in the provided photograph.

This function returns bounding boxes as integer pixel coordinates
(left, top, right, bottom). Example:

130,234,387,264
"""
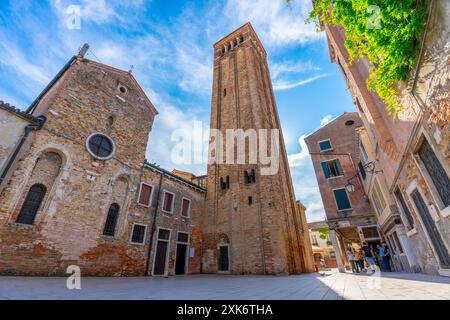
345,120,355,126
86,133,115,160
118,85,127,94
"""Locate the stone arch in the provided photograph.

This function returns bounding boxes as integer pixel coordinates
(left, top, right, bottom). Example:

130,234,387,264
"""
13,150,63,224
217,233,230,245
102,173,133,238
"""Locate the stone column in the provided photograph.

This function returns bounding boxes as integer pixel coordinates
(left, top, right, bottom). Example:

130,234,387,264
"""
329,229,345,273
396,224,420,272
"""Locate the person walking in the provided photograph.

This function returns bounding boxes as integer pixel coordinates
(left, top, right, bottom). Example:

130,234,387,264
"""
376,244,384,271
347,247,357,273
381,242,392,272
356,248,365,273
362,242,376,273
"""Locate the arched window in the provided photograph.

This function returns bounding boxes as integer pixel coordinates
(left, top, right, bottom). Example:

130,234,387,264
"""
16,184,47,225
103,203,120,236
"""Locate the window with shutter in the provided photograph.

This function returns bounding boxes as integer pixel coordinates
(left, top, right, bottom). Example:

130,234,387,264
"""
333,188,352,211
417,138,450,207
321,162,330,178
371,193,383,216
162,191,174,213
360,141,369,163
181,198,191,217
358,161,366,180
318,139,332,151
394,188,414,229
322,159,343,178
138,183,153,206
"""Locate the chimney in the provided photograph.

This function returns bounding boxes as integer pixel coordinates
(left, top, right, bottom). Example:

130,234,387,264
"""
78,43,90,58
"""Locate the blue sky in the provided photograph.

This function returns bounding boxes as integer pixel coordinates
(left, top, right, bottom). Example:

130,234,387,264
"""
0,0,355,222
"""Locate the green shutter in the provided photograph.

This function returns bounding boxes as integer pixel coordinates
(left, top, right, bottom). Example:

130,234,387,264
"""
358,162,366,180
336,159,343,176
321,161,330,178
334,189,351,210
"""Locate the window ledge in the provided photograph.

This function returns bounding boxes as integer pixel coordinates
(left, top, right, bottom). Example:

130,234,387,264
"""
327,175,345,180
129,241,145,246
137,203,151,208
440,206,450,218
438,268,450,277
406,228,418,237
102,235,118,242
8,222,35,230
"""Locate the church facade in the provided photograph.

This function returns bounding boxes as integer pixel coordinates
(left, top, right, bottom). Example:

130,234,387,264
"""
0,23,313,276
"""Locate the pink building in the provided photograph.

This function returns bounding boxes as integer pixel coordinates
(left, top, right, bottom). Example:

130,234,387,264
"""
315,0,450,275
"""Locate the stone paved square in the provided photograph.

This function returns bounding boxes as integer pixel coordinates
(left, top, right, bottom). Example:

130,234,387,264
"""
1,270,449,300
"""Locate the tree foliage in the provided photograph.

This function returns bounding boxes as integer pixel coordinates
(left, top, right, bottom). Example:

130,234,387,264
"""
317,227,329,240
290,0,427,115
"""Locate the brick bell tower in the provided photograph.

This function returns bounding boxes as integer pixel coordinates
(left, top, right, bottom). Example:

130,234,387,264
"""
202,23,309,275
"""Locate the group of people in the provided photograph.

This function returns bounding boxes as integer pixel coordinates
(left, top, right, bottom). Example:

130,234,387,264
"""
346,242,392,273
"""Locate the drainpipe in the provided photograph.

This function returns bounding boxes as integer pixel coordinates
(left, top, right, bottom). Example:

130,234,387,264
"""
0,116,46,188
144,171,164,276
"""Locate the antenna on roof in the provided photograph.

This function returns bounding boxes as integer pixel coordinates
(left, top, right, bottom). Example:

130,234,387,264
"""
78,43,90,58
128,65,134,74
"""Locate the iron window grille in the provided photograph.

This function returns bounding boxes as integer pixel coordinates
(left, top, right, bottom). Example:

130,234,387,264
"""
103,203,119,236
16,184,47,225
131,224,147,244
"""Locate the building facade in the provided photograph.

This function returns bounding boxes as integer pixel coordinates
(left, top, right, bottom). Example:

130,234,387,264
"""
305,112,381,272
317,0,450,275
308,221,337,270
202,23,312,275
0,23,313,276
357,127,420,272
0,49,206,276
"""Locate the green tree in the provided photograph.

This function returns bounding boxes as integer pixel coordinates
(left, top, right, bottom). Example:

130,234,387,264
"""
286,0,427,116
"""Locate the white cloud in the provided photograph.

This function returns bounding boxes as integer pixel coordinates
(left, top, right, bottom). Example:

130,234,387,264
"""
0,41,51,86
52,0,145,25
270,60,319,79
320,114,334,127
288,134,309,167
288,131,327,222
225,0,323,49
145,89,209,176
273,73,329,91
175,44,213,95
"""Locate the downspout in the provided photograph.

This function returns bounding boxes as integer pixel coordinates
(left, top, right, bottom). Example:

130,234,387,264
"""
144,171,164,276
0,116,46,188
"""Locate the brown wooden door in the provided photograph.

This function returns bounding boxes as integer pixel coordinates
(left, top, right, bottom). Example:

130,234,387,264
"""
175,244,187,275
411,190,450,268
153,241,168,275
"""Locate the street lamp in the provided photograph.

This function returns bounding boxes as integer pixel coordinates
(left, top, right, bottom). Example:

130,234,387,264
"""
345,159,382,193
345,182,356,193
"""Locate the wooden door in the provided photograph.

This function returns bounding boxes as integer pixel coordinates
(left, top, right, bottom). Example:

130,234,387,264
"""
153,241,168,275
